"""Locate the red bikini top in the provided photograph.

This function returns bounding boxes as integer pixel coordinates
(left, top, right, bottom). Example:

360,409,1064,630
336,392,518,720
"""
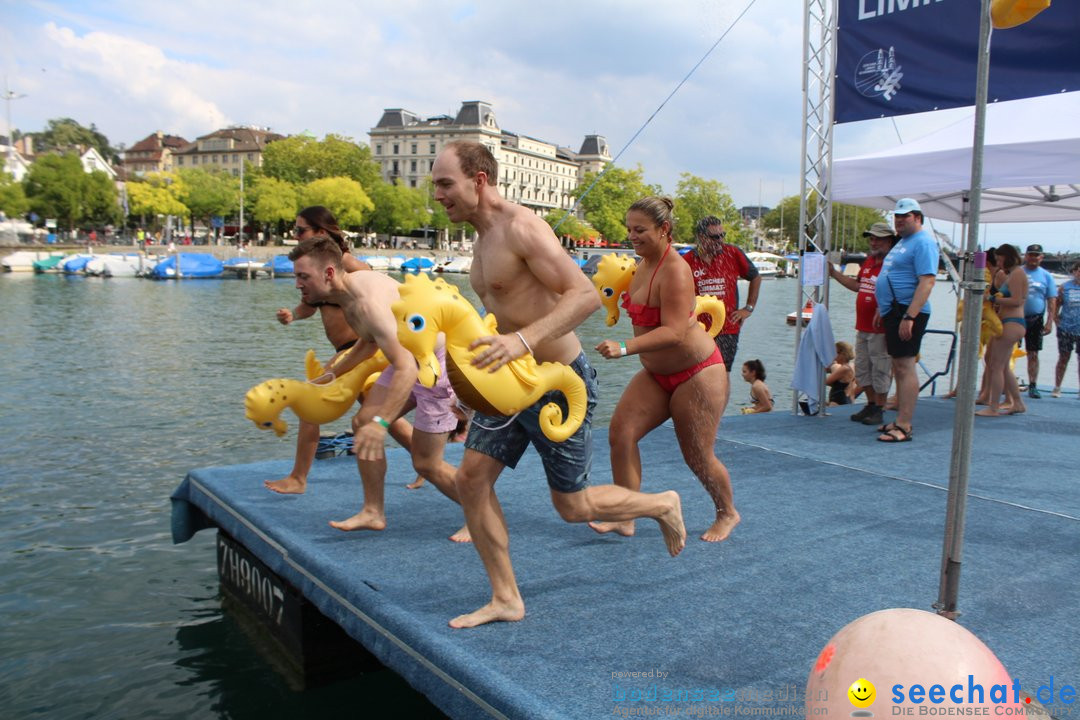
621,244,672,328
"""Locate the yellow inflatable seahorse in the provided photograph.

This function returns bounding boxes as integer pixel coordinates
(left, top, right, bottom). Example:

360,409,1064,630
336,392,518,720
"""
391,273,586,442
991,0,1050,29
591,253,726,335
244,348,388,436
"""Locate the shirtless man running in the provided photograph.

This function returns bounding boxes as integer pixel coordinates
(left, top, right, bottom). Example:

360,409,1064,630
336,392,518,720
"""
432,141,686,629
288,238,468,541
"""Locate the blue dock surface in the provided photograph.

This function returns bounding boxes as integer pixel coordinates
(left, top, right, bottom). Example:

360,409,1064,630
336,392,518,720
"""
172,397,1079,719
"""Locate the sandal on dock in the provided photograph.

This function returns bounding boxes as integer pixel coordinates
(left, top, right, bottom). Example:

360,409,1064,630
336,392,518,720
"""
877,426,913,443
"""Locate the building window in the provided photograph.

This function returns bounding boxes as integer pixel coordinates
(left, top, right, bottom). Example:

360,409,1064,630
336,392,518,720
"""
410,160,417,172
411,143,417,154
429,142,436,154
410,179,417,188
428,160,434,171
212,154,218,163
392,160,399,174
376,144,382,155
177,157,184,166
393,143,399,154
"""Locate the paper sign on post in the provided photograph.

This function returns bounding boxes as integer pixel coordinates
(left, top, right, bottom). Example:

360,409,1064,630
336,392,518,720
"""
801,252,826,287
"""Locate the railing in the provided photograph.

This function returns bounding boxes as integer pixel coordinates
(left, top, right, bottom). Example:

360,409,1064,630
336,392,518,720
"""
918,329,957,395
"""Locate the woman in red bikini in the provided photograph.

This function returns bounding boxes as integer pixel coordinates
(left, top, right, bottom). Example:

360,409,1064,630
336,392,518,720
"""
593,196,740,542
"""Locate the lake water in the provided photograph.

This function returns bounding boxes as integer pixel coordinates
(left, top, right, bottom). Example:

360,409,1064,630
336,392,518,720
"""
0,270,1048,718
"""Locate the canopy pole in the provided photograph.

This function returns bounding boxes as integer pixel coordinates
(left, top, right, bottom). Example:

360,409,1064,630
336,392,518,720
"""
936,0,992,620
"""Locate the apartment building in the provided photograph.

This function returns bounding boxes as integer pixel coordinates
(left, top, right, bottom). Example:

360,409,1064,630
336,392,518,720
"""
369,101,610,216
121,131,189,176
172,126,283,176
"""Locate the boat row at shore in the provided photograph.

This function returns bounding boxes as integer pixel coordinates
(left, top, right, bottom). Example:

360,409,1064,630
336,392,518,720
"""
0,249,475,278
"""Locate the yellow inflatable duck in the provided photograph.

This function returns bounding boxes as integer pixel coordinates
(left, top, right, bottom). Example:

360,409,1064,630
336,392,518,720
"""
244,348,388,436
391,273,586,442
591,253,726,335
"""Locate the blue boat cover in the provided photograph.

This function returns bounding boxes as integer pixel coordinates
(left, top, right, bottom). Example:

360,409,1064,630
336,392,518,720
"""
401,257,435,271
150,253,224,278
264,255,294,274
61,255,93,273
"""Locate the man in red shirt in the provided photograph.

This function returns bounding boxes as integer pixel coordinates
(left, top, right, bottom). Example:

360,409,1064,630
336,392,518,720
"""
827,222,898,426
683,216,762,371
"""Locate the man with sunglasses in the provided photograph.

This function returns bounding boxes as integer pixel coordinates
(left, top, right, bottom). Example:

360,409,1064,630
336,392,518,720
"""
683,216,762,372
1021,244,1057,399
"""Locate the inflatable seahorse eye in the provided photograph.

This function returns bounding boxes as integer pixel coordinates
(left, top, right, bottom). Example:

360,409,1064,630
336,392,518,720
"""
391,273,586,442
592,254,638,326
244,349,389,436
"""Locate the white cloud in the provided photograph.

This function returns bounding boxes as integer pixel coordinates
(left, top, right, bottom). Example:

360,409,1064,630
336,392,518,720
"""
41,22,229,139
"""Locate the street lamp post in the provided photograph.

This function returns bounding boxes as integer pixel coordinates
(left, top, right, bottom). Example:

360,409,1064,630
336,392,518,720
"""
3,75,28,178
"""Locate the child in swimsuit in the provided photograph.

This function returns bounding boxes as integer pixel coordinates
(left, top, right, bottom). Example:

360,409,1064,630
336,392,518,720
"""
740,359,773,414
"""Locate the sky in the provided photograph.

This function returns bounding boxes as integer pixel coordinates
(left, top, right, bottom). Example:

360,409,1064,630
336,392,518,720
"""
3,0,1077,252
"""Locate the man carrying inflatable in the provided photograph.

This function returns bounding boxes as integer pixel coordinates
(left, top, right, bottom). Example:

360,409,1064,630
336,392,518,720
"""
288,238,467,540
431,141,687,629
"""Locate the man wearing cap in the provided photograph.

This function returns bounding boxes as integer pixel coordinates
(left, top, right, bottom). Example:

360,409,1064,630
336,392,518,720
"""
873,199,939,443
684,215,762,372
1021,244,1057,398
828,222,898,427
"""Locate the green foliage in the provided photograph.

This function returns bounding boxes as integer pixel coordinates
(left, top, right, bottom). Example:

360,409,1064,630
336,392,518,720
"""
300,177,374,228
126,172,188,220
761,196,885,252
260,134,381,188
248,176,299,225
544,210,596,242
177,168,240,224
0,171,29,217
672,173,744,246
571,164,661,244
366,179,430,234
28,118,118,163
23,153,119,230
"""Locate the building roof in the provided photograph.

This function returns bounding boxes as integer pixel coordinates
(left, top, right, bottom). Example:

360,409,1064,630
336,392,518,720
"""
175,126,284,155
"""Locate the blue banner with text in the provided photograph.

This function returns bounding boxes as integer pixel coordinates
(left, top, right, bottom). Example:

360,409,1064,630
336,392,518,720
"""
835,0,1080,124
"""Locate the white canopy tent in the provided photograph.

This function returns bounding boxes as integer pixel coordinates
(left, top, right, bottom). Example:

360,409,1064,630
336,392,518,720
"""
832,91,1080,223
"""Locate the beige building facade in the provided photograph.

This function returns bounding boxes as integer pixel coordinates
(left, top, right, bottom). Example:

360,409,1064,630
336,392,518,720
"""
172,126,283,176
369,101,610,217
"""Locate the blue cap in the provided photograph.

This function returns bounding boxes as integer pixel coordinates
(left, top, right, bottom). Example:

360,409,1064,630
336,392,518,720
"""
894,198,922,215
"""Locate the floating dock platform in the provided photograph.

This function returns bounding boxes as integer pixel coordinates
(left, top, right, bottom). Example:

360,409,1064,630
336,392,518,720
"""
172,397,1079,719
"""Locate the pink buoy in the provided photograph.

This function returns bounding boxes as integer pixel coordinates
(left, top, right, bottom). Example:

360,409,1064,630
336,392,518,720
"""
805,609,1025,717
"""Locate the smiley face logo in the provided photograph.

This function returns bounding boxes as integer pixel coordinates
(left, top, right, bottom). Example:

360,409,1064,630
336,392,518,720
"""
848,678,876,708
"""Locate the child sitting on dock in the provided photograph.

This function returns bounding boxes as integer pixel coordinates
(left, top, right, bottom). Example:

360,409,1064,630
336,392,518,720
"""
826,342,856,406
740,359,773,414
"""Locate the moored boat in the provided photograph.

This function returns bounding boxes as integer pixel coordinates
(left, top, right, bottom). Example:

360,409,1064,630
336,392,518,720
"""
264,255,294,277
786,299,815,326
3,250,65,272
435,256,472,273
149,253,224,279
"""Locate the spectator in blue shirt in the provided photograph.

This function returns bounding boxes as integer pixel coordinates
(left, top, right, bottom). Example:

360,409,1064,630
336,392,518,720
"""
1021,244,1058,398
873,198,938,443
1052,261,1080,398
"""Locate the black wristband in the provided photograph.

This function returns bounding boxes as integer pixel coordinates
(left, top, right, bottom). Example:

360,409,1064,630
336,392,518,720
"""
903,314,917,322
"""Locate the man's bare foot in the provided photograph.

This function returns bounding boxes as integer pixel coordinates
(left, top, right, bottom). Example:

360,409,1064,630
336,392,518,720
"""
588,520,636,537
974,408,1001,417
1002,404,1026,415
329,509,387,532
656,491,686,557
265,476,306,494
449,599,525,629
405,476,425,489
449,525,472,543
701,511,741,542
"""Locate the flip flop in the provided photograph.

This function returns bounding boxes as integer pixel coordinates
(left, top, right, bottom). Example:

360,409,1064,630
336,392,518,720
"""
876,422,898,433
877,426,913,443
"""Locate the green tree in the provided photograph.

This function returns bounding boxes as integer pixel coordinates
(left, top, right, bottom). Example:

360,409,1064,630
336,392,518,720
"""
367,179,430,235
28,118,118,163
761,196,885,252
248,176,299,224
126,173,188,227
23,153,119,231
177,168,240,230
571,164,661,244
0,171,29,218
672,173,745,246
300,177,374,228
544,210,597,243
260,134,381,189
